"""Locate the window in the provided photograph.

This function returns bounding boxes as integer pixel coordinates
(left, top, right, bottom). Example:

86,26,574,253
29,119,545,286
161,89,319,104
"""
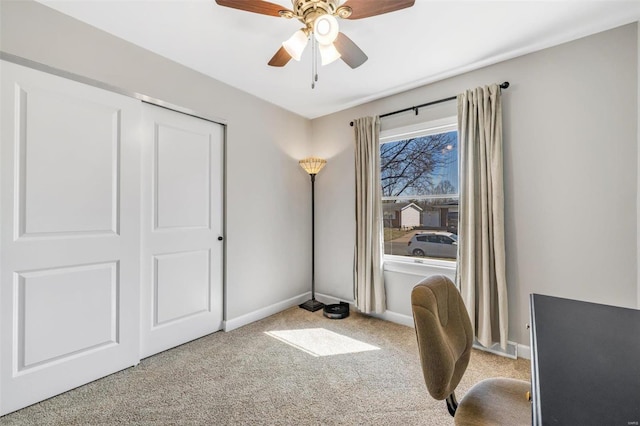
380,117,458,262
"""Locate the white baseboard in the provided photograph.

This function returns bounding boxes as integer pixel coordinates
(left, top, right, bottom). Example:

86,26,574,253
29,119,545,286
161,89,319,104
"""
517,343,531,360
314,292,354,306
472,340,517,359
223,292,311,332
369,310,415,327
470,341,530,360
316,292,416,328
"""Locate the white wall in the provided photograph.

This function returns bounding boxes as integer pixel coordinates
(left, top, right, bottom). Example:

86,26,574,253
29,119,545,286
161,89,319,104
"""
2,2,637,348
0,0,314,323
311,23,639,346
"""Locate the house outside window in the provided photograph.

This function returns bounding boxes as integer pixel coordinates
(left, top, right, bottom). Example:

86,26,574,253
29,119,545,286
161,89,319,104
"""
380,117,458,263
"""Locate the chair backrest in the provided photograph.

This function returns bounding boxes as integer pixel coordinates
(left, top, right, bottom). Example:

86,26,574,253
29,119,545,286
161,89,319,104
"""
411,275,473,400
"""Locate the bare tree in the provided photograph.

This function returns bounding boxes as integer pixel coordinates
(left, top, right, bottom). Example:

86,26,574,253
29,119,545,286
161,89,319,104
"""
380,133,456,197
433,179,456,195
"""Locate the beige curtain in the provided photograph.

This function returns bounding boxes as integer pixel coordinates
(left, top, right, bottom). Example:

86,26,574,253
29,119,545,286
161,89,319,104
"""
456,84,508,350
353,116,386,314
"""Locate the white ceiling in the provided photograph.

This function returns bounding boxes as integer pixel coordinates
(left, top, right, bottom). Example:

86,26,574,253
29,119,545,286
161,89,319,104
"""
37,0,640,119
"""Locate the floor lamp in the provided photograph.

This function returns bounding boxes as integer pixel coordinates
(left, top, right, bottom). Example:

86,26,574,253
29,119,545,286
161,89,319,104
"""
298,157,327,312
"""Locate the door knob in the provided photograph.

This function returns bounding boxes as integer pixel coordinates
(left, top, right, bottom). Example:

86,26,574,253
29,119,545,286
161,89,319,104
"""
217,236,224,241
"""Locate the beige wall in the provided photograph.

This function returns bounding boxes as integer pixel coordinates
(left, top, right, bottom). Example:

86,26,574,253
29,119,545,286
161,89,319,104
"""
0,0,314,321
311,23,639,346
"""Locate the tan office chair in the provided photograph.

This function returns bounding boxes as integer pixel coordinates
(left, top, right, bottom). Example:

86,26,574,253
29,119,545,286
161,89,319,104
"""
411,275,531,425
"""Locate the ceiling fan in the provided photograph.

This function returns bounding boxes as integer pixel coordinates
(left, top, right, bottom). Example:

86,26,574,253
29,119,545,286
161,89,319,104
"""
215,0,415,70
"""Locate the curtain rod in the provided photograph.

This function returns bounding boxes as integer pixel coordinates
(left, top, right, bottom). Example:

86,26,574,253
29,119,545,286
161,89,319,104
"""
349,81,510,127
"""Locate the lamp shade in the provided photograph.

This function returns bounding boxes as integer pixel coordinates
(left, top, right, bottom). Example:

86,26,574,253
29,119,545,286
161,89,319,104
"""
313,14,339,45
299,157,327,175
283,29,309,61
319,42,341,66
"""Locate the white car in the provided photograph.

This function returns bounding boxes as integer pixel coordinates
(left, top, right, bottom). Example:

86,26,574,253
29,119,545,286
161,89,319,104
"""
407,232,458,258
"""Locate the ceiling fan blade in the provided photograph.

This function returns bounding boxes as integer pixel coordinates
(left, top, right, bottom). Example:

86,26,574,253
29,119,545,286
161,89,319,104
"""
215,0,292,17
341,0,415,20
268,46,292,67
334,33,368,69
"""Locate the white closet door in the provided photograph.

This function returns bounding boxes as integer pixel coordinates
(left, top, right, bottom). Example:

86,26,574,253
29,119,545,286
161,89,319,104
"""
140,103,224,358
0,61,141,415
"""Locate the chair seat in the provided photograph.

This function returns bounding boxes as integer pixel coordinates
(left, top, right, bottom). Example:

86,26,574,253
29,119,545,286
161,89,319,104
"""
454,378,531,426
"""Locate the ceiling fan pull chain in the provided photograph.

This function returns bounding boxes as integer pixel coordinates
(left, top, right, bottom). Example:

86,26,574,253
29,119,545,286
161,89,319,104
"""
312,35,319,89
314,37,318,88
311,36,315,89
314,38,319,84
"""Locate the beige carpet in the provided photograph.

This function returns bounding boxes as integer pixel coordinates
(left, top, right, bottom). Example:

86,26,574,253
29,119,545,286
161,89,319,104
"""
1,307,530,425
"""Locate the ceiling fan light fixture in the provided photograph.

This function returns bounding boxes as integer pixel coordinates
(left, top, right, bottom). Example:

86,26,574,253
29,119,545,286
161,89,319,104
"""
216,0,416,72
313,14,339,45
319,42,341,66
283,29,309,61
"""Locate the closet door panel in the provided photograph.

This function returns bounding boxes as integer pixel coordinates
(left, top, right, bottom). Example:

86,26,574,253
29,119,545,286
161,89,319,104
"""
18,86,118,236
140,103,224,359
18,263,118,369
155,123,211,229
0,61,141,415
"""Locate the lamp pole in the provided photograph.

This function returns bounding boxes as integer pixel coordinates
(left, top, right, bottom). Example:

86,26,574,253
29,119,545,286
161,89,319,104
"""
299,157,326,312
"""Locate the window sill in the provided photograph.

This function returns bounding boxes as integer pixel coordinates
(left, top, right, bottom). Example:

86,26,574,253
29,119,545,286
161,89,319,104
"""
383,255,456,277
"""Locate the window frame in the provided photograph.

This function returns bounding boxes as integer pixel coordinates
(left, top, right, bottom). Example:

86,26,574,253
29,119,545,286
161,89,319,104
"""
380,116,458,273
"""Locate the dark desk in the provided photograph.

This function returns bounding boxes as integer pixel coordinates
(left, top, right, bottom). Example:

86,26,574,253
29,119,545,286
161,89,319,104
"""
529,294,640,425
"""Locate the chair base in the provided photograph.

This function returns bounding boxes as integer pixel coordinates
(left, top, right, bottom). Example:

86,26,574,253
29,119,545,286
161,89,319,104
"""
446,392,458,417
